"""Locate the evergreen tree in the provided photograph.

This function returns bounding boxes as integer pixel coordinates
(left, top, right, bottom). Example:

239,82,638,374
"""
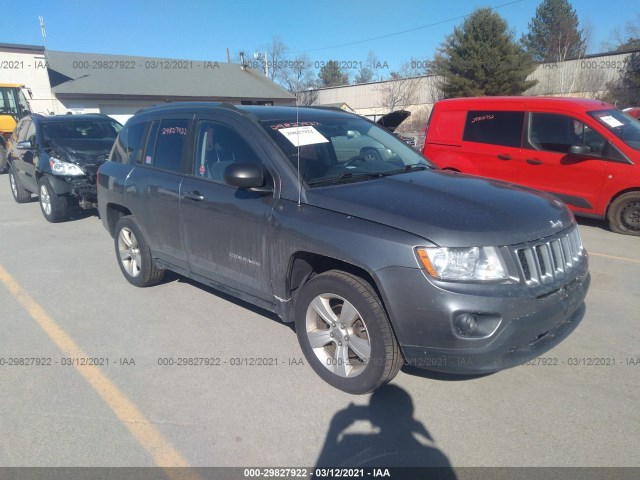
318,61,349,87
523,0,586,62
432,8,537,98
605,51,640,106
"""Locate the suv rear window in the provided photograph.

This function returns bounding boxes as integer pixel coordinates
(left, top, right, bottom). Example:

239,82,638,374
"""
463,111,524,148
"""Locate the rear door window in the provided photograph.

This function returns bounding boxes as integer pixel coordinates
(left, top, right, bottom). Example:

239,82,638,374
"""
153,119,189,172
463,111,524,148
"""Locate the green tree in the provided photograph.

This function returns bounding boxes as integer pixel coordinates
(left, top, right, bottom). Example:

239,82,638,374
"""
432,8,537,98
605,51,640,106
318,60,349,87
522,0,586,62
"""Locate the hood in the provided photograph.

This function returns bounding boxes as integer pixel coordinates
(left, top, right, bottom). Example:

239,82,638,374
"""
47,138,113,166
306,170,574,247
376,110,411,132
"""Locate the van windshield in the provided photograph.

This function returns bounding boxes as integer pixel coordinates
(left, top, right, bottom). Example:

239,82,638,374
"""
589,109,640,151
260,115,433,186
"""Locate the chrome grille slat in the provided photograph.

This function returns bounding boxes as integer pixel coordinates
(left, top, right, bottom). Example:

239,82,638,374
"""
515,227,584,286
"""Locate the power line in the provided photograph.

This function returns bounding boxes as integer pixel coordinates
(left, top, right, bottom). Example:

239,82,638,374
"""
297,0,527,53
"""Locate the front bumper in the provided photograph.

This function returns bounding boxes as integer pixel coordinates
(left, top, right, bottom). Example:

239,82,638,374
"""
48,174,97,201
375,258,590,374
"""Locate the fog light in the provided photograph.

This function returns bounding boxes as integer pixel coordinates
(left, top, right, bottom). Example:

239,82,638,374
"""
455,313,478,336
453,312,502,339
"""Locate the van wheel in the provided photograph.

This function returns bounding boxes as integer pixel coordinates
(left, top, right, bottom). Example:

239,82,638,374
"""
114,216,165,287
9,168,31,203
38,177,69,222
607,192,640,236
295,270,403,394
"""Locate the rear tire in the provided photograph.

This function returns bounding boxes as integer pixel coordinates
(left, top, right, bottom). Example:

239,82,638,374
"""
607,192,640,236
294,270,403,394
9,167,31,203
38,177,69,223
114,216,165,287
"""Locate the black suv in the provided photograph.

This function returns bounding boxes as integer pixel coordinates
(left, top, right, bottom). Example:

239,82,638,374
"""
97,103,590,394
7,114,122,222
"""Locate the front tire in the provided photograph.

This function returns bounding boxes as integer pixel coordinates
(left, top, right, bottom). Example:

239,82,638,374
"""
114,216,165,287
0,144,8,174
38,177,69,222
294,270,403,394
607,192,640,236
9,167,31,203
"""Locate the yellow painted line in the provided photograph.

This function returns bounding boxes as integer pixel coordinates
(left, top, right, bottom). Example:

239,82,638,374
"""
589,252,640,265
0,263,198,479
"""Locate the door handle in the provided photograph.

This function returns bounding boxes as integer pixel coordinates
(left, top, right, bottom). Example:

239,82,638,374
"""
526,159,543,165
497,154,511,160
184,191,205,201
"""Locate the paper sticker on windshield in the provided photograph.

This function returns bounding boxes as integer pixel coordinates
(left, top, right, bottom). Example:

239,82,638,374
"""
599,115,624,128
279,126,329,147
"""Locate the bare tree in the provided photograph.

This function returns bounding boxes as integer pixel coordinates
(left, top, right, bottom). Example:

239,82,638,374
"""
377,62,421,112
602,14,640,52
263,36,289,83
276,53,319,105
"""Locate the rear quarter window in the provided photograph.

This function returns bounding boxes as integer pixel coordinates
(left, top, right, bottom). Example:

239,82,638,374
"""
110,122,147,164
463,111,524,148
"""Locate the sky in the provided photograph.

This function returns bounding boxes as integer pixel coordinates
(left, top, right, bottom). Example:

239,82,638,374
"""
3,0,639,76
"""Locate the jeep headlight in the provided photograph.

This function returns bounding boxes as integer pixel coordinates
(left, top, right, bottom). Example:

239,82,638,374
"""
416,246,508,281
49,157,85,176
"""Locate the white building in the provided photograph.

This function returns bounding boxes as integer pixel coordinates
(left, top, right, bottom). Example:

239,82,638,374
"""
0,43,295,124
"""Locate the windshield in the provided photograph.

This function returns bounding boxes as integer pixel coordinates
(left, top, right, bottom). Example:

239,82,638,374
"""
43,120,122,144
260,114,433,186
589,109,640,151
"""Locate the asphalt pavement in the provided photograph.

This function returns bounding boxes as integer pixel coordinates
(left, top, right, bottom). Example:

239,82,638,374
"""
0,178,638,473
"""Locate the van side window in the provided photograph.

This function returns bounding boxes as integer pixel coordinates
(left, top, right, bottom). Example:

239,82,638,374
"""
153,119,188,172
463,111,524,148
529,113,606,155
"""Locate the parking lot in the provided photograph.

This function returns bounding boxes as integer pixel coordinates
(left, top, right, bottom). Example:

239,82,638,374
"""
0,179,638,471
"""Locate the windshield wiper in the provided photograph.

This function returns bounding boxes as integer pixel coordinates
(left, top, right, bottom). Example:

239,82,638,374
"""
307,171,385,186
379,163,430,176
307,164,429,186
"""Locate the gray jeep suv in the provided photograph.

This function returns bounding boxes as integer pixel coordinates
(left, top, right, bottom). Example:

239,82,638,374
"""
97,103,590,394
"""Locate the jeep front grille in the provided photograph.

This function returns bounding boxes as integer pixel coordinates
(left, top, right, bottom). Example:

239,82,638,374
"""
515,227,584,285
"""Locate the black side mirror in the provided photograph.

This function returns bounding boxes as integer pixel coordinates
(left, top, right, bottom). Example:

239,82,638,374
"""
224,162,272,192
16,141,32,150
569,144,591,156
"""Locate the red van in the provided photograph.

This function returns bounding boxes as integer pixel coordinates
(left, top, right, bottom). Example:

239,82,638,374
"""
423,97,640,235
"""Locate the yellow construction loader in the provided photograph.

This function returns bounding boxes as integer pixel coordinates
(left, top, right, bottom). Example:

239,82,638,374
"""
0,84,32,173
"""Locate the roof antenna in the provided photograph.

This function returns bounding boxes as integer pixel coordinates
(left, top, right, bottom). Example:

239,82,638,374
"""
296,93,302,206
